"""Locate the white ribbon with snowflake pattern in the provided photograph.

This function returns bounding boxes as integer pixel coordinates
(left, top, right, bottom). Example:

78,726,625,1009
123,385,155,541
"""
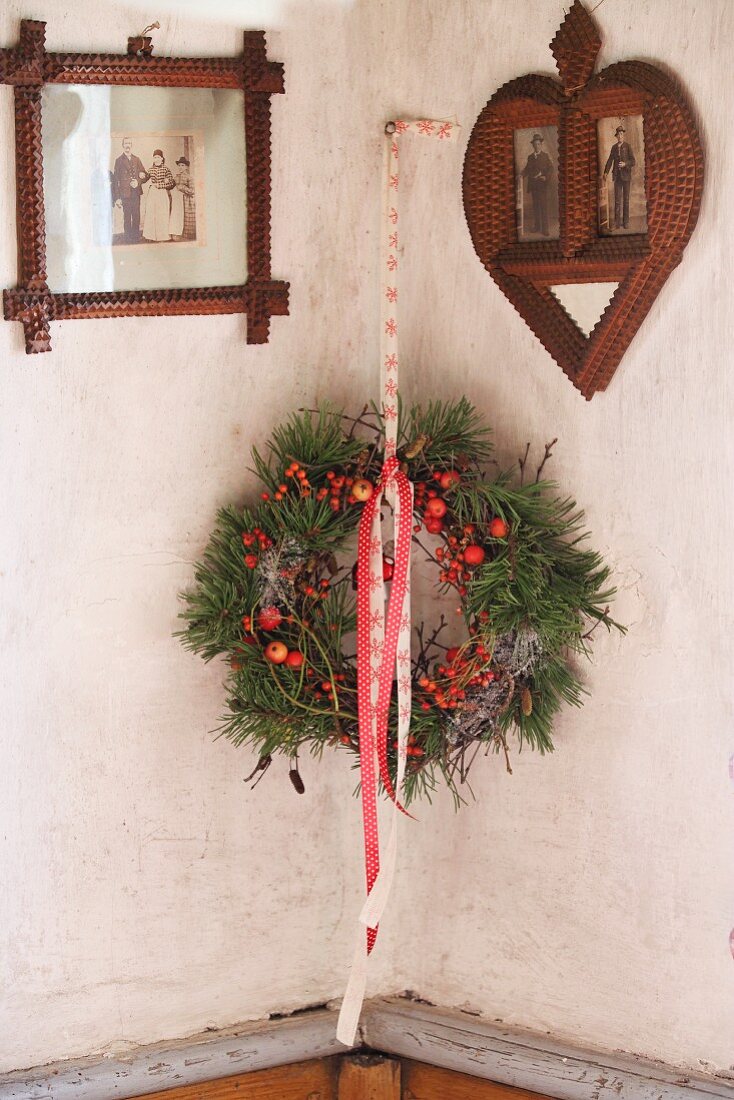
336,118,458,1048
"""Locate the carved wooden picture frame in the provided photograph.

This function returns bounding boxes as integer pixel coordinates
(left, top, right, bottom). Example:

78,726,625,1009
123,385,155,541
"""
1,20,288,353
462,1,704,399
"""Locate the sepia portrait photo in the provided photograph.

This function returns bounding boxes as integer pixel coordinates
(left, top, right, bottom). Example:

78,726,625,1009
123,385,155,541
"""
598,116,647,235
102,132,204,247
514,125,559,242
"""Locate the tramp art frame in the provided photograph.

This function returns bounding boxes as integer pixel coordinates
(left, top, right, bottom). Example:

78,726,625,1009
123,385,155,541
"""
462,0,704,398
0,20,289,353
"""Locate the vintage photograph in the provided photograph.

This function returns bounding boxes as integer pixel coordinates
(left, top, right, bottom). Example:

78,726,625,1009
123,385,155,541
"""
514,125,560,241
103,132,203,246
597,115,647,235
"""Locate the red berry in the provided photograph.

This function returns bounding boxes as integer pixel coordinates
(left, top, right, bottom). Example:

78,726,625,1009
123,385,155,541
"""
264,641,288,664
425,517,444,535
446,647,460,663
244,554,258,569
258,606,283,631
425,497,447,519
241,634,258,647
285,650,304,668
489,517,509,538
464,544,486,566
439,471,461,491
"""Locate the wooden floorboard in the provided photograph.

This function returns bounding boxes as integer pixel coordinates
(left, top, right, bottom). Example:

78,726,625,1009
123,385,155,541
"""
132,1057,339,1099
403,1061,552,1100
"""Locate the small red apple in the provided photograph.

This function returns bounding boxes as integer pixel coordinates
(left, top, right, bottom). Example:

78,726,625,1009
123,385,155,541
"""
285,650,304,668
439,470,461,491
425,497,448,519
464,544,486,566
258,606,283,631
489,517,509,538
264,641,288,664
351,478,374,502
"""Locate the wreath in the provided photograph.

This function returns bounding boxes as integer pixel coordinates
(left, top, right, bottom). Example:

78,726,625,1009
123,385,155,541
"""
178,400,622,806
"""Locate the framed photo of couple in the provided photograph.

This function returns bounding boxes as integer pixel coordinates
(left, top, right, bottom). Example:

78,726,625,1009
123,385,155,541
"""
1,21,289,353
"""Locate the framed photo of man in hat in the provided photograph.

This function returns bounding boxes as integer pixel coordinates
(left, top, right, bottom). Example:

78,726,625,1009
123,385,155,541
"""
513,125,560,242
597,115,648,235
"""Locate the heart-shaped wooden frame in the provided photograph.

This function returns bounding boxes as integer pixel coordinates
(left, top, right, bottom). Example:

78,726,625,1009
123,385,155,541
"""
462,0,704,399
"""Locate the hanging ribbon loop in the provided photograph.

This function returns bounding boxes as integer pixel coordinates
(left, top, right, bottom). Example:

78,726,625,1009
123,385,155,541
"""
336,117,457,1049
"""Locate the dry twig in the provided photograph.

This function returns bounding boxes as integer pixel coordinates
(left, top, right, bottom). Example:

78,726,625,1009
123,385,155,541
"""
518,442,531,486
535,438,558,482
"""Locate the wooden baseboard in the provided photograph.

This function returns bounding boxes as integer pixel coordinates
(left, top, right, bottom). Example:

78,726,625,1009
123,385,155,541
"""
1,998,733,1100
0,1007,350,1100
362,998,734,1100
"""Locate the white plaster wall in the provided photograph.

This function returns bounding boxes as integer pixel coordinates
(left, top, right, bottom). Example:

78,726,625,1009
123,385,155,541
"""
1,0,732,1079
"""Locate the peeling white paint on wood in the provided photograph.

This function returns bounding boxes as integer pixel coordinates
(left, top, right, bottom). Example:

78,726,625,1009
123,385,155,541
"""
0,1009,351,1100
362,1000,734,1100
2,1000,733,1100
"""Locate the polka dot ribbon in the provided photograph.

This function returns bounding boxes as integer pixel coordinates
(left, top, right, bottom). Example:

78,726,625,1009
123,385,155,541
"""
337,118,457,1048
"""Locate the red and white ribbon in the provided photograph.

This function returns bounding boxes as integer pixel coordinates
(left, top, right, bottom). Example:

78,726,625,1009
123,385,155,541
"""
337,117,457,1047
